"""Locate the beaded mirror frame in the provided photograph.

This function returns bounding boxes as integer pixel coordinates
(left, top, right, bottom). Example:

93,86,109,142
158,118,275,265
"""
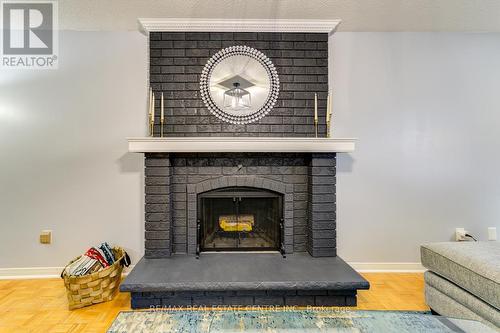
200,45,280,124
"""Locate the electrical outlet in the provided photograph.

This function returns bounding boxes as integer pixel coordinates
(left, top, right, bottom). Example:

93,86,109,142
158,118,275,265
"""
455,228,466,241
488,227,497,241
40,230,52,244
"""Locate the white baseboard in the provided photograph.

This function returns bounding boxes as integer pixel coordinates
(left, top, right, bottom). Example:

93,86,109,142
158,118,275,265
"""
0,262,424,279
0,267,62,279
349,262,425,272
0,265,135,280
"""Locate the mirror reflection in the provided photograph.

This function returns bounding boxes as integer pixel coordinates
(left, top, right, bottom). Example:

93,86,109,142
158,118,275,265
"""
209,55,271,116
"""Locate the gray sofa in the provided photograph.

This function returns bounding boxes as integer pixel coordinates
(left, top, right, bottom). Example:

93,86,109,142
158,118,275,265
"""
421,241,500,329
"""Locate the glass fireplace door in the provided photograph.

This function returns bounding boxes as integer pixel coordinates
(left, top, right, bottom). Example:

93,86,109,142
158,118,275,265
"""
198,187,282,252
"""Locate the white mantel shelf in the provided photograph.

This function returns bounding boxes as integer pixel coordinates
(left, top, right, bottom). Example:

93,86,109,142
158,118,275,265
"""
127,137,356,153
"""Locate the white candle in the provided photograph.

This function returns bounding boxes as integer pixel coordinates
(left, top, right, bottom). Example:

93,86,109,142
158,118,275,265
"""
151,92,155,122
330,91,333,121
161,92,164,122
314,93,318,122
148,88,152,118
326,93,330,122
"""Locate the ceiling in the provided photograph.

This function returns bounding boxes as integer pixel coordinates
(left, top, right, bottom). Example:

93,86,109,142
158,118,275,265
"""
59,0,500,32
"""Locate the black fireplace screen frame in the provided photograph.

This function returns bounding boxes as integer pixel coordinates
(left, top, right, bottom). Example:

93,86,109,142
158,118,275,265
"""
196,187,284,255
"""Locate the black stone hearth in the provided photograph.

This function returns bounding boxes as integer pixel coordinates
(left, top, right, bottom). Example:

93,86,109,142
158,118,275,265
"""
121,253,369,308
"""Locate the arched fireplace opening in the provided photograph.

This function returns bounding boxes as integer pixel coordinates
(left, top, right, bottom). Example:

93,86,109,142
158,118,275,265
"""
197,187,283,254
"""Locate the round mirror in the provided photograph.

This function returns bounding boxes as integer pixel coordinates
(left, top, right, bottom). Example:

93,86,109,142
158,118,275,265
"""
200,46,280,124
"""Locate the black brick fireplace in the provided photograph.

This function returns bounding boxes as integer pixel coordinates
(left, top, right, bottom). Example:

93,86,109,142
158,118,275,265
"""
144,152,336,258
121,19,369,308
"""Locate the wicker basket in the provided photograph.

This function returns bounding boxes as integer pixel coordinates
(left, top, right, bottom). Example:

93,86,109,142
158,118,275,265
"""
61,247,128,310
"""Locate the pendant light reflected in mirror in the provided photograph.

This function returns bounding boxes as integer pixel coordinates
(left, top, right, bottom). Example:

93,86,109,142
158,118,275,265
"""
223,82,251,111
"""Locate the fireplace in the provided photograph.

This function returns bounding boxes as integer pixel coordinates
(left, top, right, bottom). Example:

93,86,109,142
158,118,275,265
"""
198,187,283,254
121,19,369,309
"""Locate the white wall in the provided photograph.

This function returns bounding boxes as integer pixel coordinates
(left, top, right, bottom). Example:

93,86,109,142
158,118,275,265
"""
0,31,147,267
333,33,500,262
1,31,499,269
52,0,500,32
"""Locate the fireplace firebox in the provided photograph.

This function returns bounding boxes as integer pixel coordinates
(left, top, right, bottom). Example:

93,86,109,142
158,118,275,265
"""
197,187,283,255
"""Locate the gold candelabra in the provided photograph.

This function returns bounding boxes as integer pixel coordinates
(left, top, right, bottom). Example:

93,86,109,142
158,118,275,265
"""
160,92,164,137
314,93,318,138
148,89,165,137
313,91,333,138
326,92,332,138
149,88,155,136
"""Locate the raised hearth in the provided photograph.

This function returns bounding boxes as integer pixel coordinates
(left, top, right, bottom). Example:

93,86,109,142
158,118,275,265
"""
122,253,369,308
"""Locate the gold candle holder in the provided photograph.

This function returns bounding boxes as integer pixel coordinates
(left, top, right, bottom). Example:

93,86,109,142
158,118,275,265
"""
160,92,164,138
326,91,333,138
148,88,153,136
314,93,318,138
151,91,155,137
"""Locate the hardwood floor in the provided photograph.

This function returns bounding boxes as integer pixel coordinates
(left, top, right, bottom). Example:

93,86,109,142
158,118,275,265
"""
0,273,428,332
357,273,428,311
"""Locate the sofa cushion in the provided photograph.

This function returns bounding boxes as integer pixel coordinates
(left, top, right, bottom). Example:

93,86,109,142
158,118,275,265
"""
421,242,500,310
425,271,500,328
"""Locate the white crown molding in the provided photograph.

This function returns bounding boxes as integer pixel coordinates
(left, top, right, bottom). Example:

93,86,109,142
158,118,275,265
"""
138,18,341,35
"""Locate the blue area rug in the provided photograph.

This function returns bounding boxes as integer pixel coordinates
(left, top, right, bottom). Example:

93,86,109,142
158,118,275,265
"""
107,309,494,332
